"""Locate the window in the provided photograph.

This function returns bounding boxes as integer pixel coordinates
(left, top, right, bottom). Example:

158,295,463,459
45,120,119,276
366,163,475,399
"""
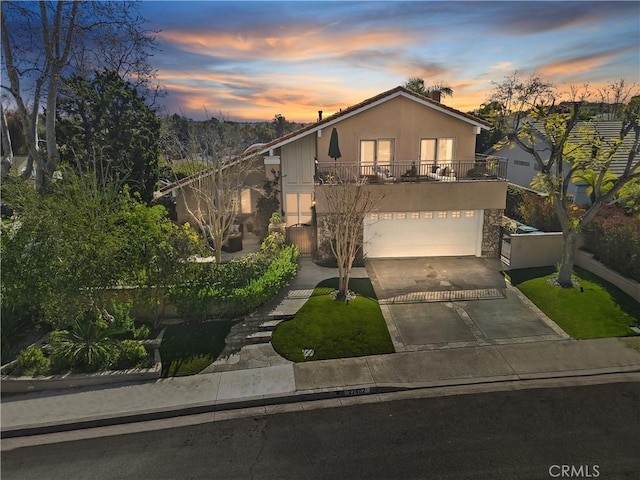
437,211,447,219
410,212,420,219
285,193,313,226
360,138,395,174
370,213,379,221
397,212,406,220
451,211,461,218
514,160,530,167
465,211,475,218
420,138,455,162
240,188,252,214
383,213,393,220
423,212,433,219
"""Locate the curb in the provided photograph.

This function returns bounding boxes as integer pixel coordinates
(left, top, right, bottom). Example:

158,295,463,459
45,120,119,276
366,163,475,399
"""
3,367,639,439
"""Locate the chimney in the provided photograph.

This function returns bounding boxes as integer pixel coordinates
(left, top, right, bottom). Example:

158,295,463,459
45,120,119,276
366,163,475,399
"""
430,91,441,103
318,110,323,121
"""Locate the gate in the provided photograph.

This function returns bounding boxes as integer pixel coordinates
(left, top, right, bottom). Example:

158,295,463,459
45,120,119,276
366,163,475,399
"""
286,224,316,256
500,227,512,267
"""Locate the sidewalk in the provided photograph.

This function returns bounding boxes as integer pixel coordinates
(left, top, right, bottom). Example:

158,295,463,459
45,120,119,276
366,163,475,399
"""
2,259,640,437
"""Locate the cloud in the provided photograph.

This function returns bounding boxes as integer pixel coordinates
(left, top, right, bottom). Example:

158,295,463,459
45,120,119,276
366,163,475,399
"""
538,46,638,77
156,26,415,63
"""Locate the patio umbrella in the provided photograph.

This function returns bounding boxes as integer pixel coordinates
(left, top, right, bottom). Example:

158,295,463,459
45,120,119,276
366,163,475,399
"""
328,127,342,161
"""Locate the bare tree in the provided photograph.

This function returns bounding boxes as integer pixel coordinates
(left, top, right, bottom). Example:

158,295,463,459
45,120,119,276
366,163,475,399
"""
1,1,157,190
491,72,640,287
598,79,637,120
316,175,382,300
161,117,263,263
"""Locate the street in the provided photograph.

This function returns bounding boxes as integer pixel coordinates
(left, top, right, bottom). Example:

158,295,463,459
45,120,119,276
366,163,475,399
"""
2,382,639,479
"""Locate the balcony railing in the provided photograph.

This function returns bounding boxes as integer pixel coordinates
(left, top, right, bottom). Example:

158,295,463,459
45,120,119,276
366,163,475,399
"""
315,155,507,184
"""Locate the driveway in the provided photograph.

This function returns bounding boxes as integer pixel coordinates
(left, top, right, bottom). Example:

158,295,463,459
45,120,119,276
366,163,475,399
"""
366,257,568,351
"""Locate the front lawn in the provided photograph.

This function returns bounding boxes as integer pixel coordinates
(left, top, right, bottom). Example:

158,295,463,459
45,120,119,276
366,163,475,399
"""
160,320,236,377
271,278,395,362
508,267,640,339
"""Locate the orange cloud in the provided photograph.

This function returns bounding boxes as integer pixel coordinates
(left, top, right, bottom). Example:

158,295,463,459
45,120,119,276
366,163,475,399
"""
539,47,634,77
157,27,415,62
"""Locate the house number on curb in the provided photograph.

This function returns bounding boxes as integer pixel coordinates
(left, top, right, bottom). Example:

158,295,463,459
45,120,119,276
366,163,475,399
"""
337,387,370,397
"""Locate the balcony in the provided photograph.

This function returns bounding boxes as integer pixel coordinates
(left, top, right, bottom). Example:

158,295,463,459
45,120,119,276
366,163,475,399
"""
315,155,507,184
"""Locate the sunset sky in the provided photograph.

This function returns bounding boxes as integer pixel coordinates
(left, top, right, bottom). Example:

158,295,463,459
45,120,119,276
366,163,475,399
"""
139,1,640,122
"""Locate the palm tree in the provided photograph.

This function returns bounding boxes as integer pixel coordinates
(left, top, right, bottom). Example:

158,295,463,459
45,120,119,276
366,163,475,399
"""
403,77,453,99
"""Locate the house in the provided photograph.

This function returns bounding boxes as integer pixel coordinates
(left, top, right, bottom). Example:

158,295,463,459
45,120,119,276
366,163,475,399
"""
489,120,636,205
157,86,508,259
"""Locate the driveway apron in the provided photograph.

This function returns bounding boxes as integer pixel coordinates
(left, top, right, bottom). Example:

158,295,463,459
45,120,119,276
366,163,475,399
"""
367,257,567,351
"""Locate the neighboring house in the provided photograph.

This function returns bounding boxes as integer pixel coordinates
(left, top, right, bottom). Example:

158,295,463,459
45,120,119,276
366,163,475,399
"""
489,121,635,205
157,86,508,259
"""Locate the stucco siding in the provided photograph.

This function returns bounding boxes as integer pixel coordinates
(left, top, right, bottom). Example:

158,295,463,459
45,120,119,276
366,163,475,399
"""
315,181,506,214
316,96,478,163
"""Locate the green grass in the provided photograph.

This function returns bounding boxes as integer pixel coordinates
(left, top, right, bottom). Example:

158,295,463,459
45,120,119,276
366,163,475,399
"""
271,277,394,362
160,320,236,377
508,267,640,339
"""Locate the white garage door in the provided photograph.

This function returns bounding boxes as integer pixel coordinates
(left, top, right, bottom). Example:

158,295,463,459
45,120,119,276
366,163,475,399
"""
363,210,483,258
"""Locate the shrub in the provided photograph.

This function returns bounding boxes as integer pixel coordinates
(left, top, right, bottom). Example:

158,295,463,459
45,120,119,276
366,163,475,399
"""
169,240,299,319
47,310,122,373
506,184,525,221
586,206,640,282
113,340,149,370
14,346,50,376
519,191,561,232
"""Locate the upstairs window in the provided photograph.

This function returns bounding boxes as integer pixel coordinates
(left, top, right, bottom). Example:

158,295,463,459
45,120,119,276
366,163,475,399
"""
420,138,455,162
360,139,395,174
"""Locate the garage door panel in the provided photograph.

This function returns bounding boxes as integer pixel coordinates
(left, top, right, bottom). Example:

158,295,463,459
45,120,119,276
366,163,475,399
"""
364,211,482,258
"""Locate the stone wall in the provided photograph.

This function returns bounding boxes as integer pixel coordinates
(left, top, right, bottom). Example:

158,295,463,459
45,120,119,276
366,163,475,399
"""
481,209,503,258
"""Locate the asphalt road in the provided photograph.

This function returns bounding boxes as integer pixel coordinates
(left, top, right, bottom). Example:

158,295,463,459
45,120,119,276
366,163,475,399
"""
2,382,639,480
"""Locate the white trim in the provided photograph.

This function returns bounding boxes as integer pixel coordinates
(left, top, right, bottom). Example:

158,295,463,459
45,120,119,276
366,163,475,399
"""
264,155,281,165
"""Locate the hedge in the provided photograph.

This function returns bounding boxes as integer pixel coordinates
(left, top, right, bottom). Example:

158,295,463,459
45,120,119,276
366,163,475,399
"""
169,237,300,320
586,206,640,282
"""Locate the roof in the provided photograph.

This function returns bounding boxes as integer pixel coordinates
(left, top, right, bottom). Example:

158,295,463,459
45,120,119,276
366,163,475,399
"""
156,86,491,197
506,120,637,176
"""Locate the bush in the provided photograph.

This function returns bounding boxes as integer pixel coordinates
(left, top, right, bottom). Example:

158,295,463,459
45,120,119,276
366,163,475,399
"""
113,340,149,370
506,184,525,221
14,346,50,376
586,206,640,282
519,191,561,232
169,239,299,319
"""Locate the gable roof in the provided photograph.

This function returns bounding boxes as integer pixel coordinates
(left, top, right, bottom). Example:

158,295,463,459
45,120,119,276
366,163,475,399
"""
156,86,491,197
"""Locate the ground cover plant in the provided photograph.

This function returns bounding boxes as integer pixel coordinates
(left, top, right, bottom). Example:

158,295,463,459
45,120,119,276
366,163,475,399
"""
271,277,395,362
508,267,640,339
159,320,235,377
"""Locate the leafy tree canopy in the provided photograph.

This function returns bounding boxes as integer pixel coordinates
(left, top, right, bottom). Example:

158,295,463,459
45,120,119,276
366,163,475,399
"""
57,70,161,202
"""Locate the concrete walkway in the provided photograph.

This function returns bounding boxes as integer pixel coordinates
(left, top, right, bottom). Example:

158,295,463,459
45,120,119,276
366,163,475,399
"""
2,258,640,437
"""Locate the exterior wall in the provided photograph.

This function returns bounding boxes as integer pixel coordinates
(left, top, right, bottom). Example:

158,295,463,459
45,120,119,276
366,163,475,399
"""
481,209,502,258
576,251,640,302
495,145,589,204
314,181,507,214
316,96,479,163
173,157,265,230
507,232,565,269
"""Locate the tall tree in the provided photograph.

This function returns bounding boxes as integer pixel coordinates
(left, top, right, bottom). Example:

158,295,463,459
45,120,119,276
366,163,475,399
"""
1,1,157,190
404,77,453,99
316,176,382,300
56,70,161,202
491,73,640,287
